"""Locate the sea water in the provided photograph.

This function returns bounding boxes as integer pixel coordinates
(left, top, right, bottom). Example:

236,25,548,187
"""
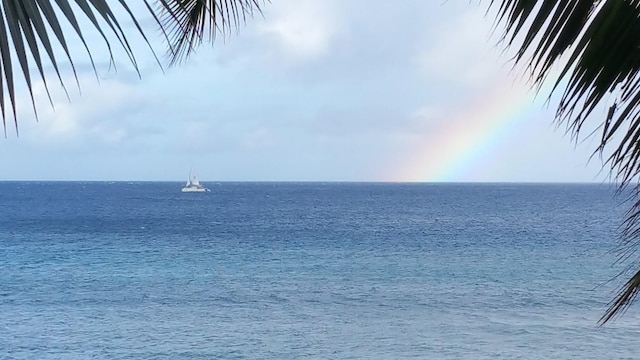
0,182,639,359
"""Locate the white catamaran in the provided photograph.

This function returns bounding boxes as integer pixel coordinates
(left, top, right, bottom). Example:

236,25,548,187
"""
181,171,210,193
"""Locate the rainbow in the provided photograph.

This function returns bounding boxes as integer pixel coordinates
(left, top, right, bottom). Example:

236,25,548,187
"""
390,77,543,182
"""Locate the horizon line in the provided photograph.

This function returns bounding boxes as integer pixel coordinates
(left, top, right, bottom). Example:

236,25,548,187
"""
0,180,618,185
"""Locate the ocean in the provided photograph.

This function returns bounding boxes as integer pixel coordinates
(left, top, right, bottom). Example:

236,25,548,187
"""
1,182,639,359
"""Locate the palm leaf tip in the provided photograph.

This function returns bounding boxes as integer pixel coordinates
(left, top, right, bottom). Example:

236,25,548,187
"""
157,0,265,65
601,268,640,324
0,0,266,133
0,0,165,136
602,186,640,323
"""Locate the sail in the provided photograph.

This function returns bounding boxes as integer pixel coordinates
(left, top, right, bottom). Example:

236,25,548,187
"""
182,169,208,192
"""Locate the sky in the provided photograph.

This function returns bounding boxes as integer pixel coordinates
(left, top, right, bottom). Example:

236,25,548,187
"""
0,0,611,182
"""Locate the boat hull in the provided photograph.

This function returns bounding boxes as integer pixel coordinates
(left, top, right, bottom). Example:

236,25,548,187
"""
181,187,209,193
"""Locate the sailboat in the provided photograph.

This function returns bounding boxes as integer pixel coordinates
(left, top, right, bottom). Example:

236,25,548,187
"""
181,170,210,193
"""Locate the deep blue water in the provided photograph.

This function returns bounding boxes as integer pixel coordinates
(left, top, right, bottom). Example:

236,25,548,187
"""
1,182,639,359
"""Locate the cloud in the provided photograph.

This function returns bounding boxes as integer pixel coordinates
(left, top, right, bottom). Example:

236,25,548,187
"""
414,8,505,86
15,75,157,149
0,1,604,182
175,113,281,155
256,0,341,62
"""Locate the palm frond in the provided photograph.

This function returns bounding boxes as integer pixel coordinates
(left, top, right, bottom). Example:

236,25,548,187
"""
0,0,263,135
489,0,640,323
0,0,162,135
156,0,263,65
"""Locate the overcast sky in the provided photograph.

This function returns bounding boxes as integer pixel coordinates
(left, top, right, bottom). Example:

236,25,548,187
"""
0,0,609,182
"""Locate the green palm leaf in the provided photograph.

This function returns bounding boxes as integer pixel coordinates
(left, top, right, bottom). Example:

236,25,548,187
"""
0,0,262,134
157,0,262,65
490,0,640,323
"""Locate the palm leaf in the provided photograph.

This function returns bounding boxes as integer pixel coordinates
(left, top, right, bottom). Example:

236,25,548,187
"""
0,0,263,135
0,0,159,135
489,0,640,323
156,0,263,65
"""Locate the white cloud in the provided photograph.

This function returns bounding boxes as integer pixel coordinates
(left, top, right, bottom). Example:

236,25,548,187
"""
414,9,504,86
16,76,150,148
257,0,340,61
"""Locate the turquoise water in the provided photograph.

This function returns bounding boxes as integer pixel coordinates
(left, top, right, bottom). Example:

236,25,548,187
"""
1,182,639,359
